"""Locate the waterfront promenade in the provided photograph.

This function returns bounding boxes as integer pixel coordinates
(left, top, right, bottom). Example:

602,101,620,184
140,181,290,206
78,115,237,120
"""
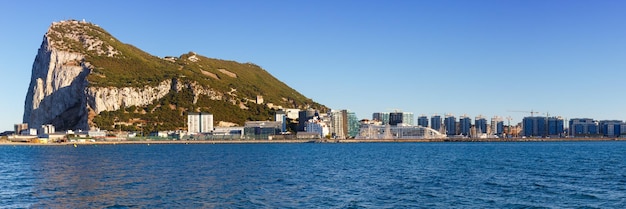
1,137,624,146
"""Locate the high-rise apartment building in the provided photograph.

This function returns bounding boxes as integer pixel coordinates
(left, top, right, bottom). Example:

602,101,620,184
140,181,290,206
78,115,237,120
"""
347,112,360,138
491,116,504,136
459,116,471,136
547,117,564,137
389,112,403,126
372,112,390,125
418,115,428,128
475,116,487,134
431,115,442,132
599,120,623,137
523,116,563,137
523,116,545,137
402,112,415,126
188,112,213,133
569,118,598,137
444,114,457,136
331,110,349,139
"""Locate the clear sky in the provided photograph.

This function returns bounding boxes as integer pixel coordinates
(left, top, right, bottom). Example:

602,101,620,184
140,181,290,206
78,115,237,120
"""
2,0,626,131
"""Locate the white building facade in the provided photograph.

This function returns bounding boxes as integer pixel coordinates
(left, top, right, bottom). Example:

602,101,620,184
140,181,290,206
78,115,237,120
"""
188,112,214,134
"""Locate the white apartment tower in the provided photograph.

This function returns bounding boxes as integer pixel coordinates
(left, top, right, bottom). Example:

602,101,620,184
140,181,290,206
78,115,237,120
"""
331,110,348,139
188,112,213,134
402,112,415,126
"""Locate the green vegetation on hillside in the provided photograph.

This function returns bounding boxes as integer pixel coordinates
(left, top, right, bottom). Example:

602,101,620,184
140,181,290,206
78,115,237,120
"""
175,52,322,109
88,45,180,87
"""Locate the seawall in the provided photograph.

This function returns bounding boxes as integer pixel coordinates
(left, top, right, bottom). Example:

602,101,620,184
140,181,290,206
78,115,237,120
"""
1,137,623,146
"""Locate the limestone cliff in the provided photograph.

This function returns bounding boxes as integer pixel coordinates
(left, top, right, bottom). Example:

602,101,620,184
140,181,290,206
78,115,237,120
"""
23,31,90,131
23,20,326,131
85,79,222,114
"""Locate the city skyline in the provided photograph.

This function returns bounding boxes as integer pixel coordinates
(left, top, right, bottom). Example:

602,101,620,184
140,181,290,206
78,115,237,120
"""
2,1,626,131
362,111,626,138
11,105,626,139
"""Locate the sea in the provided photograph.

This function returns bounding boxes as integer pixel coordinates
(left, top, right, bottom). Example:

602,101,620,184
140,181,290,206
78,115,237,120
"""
1,142,625,208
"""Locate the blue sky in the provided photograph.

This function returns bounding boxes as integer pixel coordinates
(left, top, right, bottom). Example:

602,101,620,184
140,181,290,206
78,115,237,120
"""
2,0,626,131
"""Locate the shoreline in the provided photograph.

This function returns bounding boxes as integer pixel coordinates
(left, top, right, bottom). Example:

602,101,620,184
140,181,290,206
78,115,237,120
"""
1,137,624,146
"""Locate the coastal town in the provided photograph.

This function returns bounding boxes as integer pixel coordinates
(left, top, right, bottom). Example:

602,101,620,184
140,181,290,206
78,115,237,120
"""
3,20,624,145
3,108,625,144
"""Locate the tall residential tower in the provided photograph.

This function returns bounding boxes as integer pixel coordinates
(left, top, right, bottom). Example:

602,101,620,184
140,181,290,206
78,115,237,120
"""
188,112,213,134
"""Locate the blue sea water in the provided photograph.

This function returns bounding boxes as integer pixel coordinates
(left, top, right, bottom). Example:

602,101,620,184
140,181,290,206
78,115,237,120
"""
1,142,625,208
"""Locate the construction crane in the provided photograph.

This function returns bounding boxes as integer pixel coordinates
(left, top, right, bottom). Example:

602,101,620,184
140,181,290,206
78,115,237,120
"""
387,108,402,113
508,110,540,117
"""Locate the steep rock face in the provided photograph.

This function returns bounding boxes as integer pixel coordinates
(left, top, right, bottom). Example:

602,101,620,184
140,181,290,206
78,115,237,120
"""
24,41,220,130
86,79,223,114
24,38,221,130
86,80,172,114
22,21,204,130
23,34,91,131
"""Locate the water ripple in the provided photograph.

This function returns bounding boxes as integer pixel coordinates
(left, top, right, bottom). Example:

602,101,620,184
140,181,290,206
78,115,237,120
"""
1,142,626,208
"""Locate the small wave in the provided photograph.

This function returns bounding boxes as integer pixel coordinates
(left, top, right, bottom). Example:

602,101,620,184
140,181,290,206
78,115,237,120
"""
532,182,548,189
3,143,626,208
502,203,542,209
484,180,511,188
104,204,138,209
570,192,600,200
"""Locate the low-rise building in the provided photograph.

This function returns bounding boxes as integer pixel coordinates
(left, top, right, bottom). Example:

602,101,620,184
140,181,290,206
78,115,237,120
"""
87,129,107,138
211,126,244,139
244,121,282,139
214,127,244,135
356,123,446,139
39,124,55,135
14,123,28,135
149,131,169,138
22,128,37,136
304,116,330,138
283,108,300,120
296,132,321,139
